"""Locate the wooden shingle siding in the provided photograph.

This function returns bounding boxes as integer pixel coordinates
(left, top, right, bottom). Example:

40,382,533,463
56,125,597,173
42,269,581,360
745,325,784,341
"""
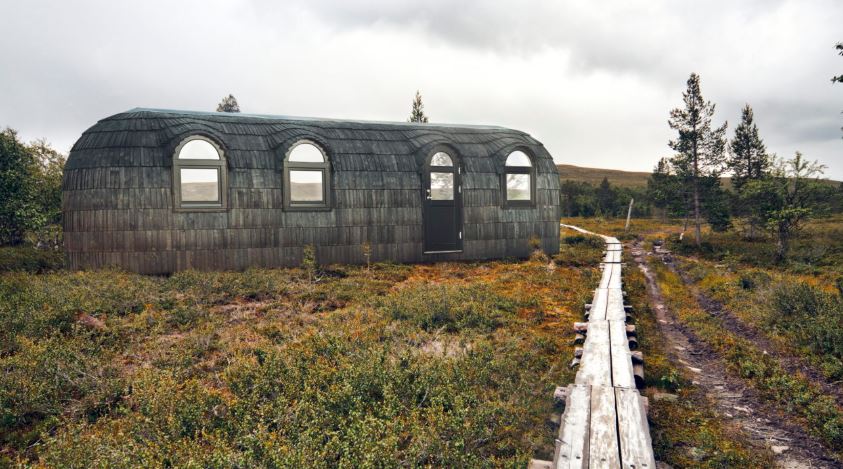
63,109,561,273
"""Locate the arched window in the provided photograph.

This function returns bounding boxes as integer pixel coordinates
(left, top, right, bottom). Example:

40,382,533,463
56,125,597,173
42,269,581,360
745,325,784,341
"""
173,136,227,210
503,150,534,207
284,140,331,209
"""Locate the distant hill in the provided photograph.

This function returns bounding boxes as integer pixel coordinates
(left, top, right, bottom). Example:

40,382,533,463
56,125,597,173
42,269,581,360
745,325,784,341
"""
555,164,841,189
555,164,652,188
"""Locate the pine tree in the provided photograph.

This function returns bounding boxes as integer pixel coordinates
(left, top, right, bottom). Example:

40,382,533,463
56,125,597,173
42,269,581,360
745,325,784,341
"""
668,73,728,246
647,157,688,223
727,104,769,190
596,177,614,216
216,94,241,113
727,104,770,238
408,90,429,123
834,43,842,137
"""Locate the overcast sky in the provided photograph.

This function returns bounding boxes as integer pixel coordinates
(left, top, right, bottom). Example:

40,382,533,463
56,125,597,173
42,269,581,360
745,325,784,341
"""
1,0,841,178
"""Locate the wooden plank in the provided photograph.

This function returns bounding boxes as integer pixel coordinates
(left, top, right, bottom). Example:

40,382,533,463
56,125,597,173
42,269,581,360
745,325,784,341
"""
616,387,657,469
599,263,622,289
588,385,621,467
606,288,626,321
589,288,609,321
576,321,612,387
607,264,623,289
604,250,622,263
555,384,590,469
609,320,636,389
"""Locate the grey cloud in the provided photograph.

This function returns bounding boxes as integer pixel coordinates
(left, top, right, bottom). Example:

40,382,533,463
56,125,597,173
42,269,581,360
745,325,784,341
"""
0,0,841,179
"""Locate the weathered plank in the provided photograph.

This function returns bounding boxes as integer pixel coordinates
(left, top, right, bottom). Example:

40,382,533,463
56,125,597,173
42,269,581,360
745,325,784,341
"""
606,288,626,321
555,384,590,469
616,387,657,469
589,288,609,321
576,321,612,387
588,385,621,467
609,320,636,389
603,249,622,263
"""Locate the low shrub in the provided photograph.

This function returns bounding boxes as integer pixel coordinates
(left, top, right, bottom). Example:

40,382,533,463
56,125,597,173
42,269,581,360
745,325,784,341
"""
380,283,517,333
768,281,843,360
738,269,772,290
0,246,64,272
0,336,124,451
562,234,604,249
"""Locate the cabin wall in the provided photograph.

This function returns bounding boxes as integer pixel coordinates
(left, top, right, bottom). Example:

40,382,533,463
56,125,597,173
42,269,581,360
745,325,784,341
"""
63,112,560,274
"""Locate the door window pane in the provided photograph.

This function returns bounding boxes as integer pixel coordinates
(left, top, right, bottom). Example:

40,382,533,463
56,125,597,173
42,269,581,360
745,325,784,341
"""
505,150,532,167
506,173,531,200
180,168,220,202
431,152,453,167
289,143,325,162
430,172,454,200
290,170,324,202
178,139,220,160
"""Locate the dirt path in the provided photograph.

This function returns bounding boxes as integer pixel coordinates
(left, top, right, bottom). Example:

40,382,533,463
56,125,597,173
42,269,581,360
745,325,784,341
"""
630,241,840,469
671,266,843,409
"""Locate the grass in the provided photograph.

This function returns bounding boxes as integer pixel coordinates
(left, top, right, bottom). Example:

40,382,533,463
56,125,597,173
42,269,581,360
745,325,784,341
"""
0,246,64,273
0,240,597,467
623,260,774,467
649,259,843,458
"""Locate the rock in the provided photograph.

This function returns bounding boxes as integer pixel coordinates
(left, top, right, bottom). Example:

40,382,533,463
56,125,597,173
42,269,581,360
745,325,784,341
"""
553,386,567,405
688,447,705,461
655,462,674,469
734,405,752,414
653,392,679,402
77,313,106,331
771,445,790,455
528,460,553,469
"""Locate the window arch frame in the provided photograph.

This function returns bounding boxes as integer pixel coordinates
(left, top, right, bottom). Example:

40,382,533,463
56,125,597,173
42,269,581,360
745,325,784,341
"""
172,135,228,211
501,148,536,208
282,139,332,211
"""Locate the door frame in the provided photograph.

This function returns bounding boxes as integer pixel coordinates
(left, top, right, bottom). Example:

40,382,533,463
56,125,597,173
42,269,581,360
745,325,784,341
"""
421,148,464,253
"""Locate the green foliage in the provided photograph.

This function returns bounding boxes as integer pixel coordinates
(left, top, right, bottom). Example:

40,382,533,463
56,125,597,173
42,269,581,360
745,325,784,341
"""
727,104,770,191
0,337,124,449
667,73,729,245
0,255,595,465
0,245,64,272
0,128,43,245
301,244,318,281
0,129,66,247
555,232,605,266
738,269,771,290
380,283,517,333
653,261,843,451
216,94,240,112
408,90,429,123
768,282,843,361
742,152,832,260
561,178,650,218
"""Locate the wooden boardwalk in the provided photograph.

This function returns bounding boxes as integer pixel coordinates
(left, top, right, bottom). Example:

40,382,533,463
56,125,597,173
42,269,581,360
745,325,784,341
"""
532,225,655,469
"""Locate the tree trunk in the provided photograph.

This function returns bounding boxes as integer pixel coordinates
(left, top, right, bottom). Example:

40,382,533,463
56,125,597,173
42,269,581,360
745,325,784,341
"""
776,225,789,262
693,178,702,247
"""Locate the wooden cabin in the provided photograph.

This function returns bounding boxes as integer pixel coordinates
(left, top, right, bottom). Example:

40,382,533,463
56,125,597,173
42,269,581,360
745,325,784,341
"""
62,108,561,274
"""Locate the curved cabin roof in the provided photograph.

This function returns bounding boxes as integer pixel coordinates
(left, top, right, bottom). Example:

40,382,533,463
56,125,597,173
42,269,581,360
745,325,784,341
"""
63,108,561,273
66,108,558,175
